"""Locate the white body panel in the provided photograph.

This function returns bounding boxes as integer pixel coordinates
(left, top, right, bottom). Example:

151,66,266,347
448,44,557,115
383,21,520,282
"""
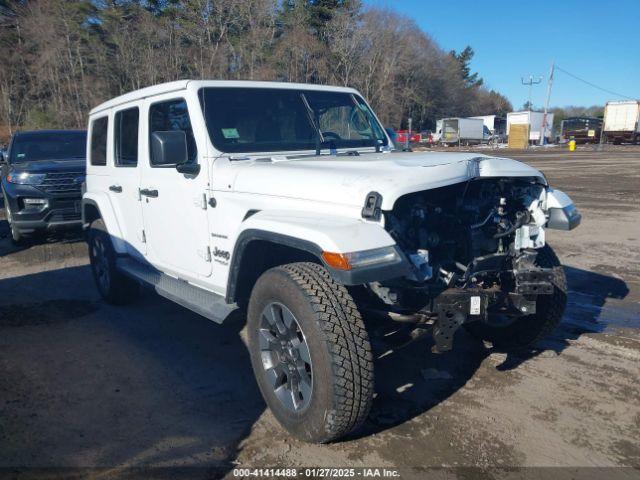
84,80,571,299
604,101,640,133
218,152,543,211
507,111,554,141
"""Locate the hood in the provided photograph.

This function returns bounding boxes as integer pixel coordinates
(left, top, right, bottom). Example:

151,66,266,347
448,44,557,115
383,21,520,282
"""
225,151,546,210
10,159,86,174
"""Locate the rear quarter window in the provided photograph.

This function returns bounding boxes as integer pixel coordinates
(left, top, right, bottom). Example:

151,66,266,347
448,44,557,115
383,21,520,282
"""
90,116,108,166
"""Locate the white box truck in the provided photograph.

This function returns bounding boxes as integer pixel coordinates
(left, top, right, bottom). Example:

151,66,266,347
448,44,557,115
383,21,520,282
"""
507,111,554,143
431,119,443,143
470,115,507,142
603,100,640,144
440,117,484,145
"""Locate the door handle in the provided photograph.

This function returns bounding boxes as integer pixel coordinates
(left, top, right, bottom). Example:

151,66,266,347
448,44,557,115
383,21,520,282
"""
109,185,123,193
139,188,159,198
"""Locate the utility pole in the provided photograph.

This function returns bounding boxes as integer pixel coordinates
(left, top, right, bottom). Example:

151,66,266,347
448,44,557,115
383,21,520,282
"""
521,75,542,111
540,62,555,145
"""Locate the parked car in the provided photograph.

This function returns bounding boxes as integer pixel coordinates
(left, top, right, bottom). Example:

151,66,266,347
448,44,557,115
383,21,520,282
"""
396,129,421,144
419,131,435,145
603,100,640,144
1,130,87,243
83,80,580,443
559,117,602,144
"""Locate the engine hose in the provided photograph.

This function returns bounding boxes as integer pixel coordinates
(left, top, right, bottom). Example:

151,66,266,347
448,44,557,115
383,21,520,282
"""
493,210,530,239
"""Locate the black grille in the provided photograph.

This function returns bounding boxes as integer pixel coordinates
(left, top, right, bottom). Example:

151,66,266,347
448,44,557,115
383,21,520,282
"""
49,211,81,222
38,171,84,195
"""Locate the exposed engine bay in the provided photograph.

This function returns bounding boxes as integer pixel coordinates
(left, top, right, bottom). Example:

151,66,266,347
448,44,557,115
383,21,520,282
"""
386,177,547,285
365,177,555,352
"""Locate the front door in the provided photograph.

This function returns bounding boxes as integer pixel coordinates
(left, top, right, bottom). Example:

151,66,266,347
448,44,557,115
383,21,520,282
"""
139,95,212,278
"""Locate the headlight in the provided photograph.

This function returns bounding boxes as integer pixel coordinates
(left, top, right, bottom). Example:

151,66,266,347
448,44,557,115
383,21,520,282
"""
322,246,401,271
6,172,46,185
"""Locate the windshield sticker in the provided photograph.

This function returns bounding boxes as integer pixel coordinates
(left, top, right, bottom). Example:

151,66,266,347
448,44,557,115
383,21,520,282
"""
221,128,240,139
17,153,25,158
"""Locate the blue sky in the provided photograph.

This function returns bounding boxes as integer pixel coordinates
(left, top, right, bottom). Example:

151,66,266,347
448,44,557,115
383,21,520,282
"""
367,0,639,109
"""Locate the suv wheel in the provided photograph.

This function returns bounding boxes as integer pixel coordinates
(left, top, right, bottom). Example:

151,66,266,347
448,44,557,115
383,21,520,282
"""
87,218,139,305
464,245,567,351
4,198,24,245
247,262,373,443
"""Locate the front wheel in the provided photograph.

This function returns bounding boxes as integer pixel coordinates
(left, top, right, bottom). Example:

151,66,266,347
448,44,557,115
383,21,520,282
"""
464,245,567,351
247,262,374,443
4,198,24,244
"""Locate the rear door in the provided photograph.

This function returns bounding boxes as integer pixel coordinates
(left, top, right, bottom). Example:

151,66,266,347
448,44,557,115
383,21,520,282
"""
109,105,146,258
139,95,212,278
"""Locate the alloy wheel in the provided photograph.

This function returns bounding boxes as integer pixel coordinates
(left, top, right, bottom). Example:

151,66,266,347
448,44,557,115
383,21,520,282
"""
258,302,313,412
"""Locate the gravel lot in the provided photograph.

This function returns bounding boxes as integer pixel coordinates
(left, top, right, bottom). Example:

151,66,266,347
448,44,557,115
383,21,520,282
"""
1,147,639,479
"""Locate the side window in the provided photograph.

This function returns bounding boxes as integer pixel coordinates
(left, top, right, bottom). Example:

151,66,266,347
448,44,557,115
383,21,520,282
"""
90,116,108,166
149,99,197,165
114,107,139,167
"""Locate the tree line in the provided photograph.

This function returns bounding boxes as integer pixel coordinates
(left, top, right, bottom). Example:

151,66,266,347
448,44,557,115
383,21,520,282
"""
0,0,513,141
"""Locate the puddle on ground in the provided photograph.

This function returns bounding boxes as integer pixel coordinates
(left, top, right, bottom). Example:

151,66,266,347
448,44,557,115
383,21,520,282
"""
565,290,640,333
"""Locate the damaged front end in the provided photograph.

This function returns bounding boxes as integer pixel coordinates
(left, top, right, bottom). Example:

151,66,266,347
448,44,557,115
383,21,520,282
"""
363,177,577,353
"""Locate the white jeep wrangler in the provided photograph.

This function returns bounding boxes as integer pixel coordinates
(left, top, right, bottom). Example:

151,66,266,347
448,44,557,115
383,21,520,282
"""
82,80,580,443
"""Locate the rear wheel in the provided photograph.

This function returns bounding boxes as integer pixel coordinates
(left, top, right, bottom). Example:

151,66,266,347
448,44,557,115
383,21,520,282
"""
464,245,567,351
247,262,373,443
88,218,139,305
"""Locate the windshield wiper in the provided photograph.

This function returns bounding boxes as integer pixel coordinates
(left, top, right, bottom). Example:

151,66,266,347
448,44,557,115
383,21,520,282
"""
300,93,324,156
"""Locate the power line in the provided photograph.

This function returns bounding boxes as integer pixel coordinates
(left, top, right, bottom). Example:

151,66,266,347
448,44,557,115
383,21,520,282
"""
555,65,636,100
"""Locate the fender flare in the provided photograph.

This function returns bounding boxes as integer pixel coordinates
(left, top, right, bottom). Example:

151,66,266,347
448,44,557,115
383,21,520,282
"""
225,229,323,303
81,193,127,254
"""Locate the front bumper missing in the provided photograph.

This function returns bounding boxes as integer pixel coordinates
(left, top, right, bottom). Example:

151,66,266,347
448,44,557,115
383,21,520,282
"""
430,268,555,353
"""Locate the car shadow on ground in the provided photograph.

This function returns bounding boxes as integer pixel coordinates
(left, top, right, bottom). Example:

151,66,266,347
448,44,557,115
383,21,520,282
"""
0,265,264,476
0,263,630,467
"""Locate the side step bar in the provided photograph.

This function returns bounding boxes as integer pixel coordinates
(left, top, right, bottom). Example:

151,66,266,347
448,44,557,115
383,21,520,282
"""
116,257,237,324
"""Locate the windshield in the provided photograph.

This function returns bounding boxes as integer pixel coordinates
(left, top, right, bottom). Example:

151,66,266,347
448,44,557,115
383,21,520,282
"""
198,87,387,153
10,132,87,163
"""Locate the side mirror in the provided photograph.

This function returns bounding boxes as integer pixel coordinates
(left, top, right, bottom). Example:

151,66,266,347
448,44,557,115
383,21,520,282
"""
150,131,188,167
0,150,5,164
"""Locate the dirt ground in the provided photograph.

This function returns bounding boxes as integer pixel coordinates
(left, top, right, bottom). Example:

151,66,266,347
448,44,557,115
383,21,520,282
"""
0,148,639,479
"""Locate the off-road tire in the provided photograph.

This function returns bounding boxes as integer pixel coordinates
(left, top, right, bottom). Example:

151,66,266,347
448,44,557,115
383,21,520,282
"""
247,262,374,443
87,218,139,305
464,245,567,351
